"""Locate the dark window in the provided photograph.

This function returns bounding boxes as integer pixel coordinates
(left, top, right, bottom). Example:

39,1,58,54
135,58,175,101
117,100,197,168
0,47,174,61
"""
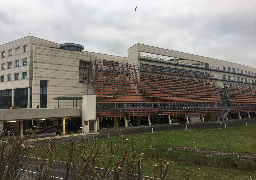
22,59,27,66
15,73,19,80
15,60,19,67
0,76,4,82
23,45,28,52
1,51,5,58
22,72,27,79
40,80,47,108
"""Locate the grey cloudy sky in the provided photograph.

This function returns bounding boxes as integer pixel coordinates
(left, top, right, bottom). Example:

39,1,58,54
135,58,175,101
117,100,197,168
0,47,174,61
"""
1,0,256,67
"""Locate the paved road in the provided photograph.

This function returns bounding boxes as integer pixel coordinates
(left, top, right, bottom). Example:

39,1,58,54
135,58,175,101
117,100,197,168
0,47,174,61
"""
27,117,256,146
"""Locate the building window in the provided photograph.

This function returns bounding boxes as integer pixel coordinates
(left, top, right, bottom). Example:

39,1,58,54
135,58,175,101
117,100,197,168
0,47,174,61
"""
7,74,11,81
22,72,27,79
233,76,236,81
241,78,244,82
223,66,226,71
0,76,4,82
227,67,230,72
15,47,20,55
1,51,5,58
8,62,12,69
23,45,28,53
241,70,243,75
15,60,19,67
40,80,47,108
237,77,240,82
8,49,12,56
22,58,27,66
223,75,226,80
228,76,231,81
233,68,235,73
1,63,5,70
237,69,239,73
15,73,19,80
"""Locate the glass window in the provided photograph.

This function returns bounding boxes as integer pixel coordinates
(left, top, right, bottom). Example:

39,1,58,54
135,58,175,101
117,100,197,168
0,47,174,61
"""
7,74,11,81
223,66,226,71
1,63,5,70
15,60,19,67
8,49,12,56
228,76,231,81
233,68,235,73
237,77,240,81
227,67,230,72
1,51,5,58
223,75,226,80
22,72,27,79
8,62,12,69
241,78,244,82
15,47,20,55
23,45,28,53
15,73,19,80
0,76,4,82
22,58,27,66
241,70,243,75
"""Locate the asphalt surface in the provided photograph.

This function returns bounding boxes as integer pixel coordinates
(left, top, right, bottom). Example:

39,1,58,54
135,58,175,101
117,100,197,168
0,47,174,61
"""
27,117,256,146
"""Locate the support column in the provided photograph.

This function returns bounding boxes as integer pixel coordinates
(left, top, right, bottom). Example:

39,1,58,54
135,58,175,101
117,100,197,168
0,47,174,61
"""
248,112,250,119
136,116,141,126
82,95,96,133
20,120,23,138
12,89,15,107
148,116,151,126
97,118,100,130
201,114,204,123
62,118,66,134
125,117,128,127
238,112,241,119
168,115,172,124
186,115,189,124
27,87,30,108
94,120,97,133
158,116,160,124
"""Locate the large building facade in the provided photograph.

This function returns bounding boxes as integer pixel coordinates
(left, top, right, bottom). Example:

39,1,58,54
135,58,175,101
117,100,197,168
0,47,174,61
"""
0,36,256,133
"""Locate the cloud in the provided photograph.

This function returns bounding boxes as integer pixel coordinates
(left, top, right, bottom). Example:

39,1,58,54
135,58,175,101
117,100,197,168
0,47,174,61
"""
0,0,255,67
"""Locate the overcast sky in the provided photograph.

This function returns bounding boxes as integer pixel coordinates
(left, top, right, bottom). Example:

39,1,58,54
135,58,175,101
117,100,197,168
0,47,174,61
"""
1,0,256,67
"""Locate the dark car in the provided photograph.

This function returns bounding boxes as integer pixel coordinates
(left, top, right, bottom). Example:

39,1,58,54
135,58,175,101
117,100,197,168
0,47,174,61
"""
41,126,63,134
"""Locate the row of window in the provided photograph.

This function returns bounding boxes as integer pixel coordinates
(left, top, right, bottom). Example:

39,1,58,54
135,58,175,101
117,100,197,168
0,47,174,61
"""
1,58,27,70
222,75,254,83
0,72,27,82
1,45,28,58
222,66,254,76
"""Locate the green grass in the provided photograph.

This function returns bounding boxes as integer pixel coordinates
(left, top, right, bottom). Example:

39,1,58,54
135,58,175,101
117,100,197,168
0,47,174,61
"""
29,124,256,179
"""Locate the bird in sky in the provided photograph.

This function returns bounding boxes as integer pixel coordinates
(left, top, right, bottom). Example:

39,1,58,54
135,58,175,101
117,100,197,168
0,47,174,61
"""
135,6,137,11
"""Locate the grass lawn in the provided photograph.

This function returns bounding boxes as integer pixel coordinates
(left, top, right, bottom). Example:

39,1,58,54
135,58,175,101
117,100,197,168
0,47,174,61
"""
29,124,256,179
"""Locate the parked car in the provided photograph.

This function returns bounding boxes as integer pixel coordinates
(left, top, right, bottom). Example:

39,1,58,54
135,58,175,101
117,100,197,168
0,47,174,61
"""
41,126,63,134
25,126,43,134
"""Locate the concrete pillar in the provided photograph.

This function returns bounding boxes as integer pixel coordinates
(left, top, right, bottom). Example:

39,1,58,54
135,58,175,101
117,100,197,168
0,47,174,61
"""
186,115,189,124
248,112,250,119
238,112,241,119
94,120,97,133
168,115,172,124
27,87,30,108
20,121,23,138
12,89,15,107
148,116,151,126
0,121,3,133
201,114,204,123
124,117,128,127
136,116,141,126
82,95,96,133
62,118,66,134
97,118,100,130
